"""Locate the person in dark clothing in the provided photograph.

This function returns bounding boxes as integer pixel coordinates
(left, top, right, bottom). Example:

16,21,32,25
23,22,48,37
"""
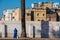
14,28,18,38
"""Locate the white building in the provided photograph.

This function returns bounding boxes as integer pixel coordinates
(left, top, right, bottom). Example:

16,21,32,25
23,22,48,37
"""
0,21,60,38
2,8,20,21
3,9,15,21
31,3,38,8
53,3,60,9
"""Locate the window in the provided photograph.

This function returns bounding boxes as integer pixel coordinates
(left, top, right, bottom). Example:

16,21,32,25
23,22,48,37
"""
41,19,44,21
56,5,58,6
12,17,15,19
27,13,30,16
37,13,39,16
38,19,40,21
43,14,45,16
4,15,5,17
12,10,15,12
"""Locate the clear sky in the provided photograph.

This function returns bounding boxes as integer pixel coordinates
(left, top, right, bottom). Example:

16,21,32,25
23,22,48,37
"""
0,0,60,17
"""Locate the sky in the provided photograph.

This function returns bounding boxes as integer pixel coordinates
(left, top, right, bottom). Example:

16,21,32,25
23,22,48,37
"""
0,0,60,17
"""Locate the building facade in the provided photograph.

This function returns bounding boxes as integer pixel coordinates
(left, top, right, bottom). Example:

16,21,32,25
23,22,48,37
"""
0,21,60,38
2,8,20,21
31,2,55,21
2,8,32,21
47,13,57,21
53,3,60,9
55,9,60,21
25,8,32,21
38,2,52,9
32,2,52,9
32,8,46,21
2,2,59,21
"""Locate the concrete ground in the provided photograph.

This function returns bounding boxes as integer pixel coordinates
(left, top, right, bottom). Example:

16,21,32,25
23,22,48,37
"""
0,38,60,40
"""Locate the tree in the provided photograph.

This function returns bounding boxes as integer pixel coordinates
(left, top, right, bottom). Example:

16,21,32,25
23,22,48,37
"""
21,0,27,37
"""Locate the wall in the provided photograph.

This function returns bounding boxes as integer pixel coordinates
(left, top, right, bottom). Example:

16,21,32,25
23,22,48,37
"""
47,13,57,21
0,21,22,38
33,9,46,21
26,21,60,38
0,21,60,38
